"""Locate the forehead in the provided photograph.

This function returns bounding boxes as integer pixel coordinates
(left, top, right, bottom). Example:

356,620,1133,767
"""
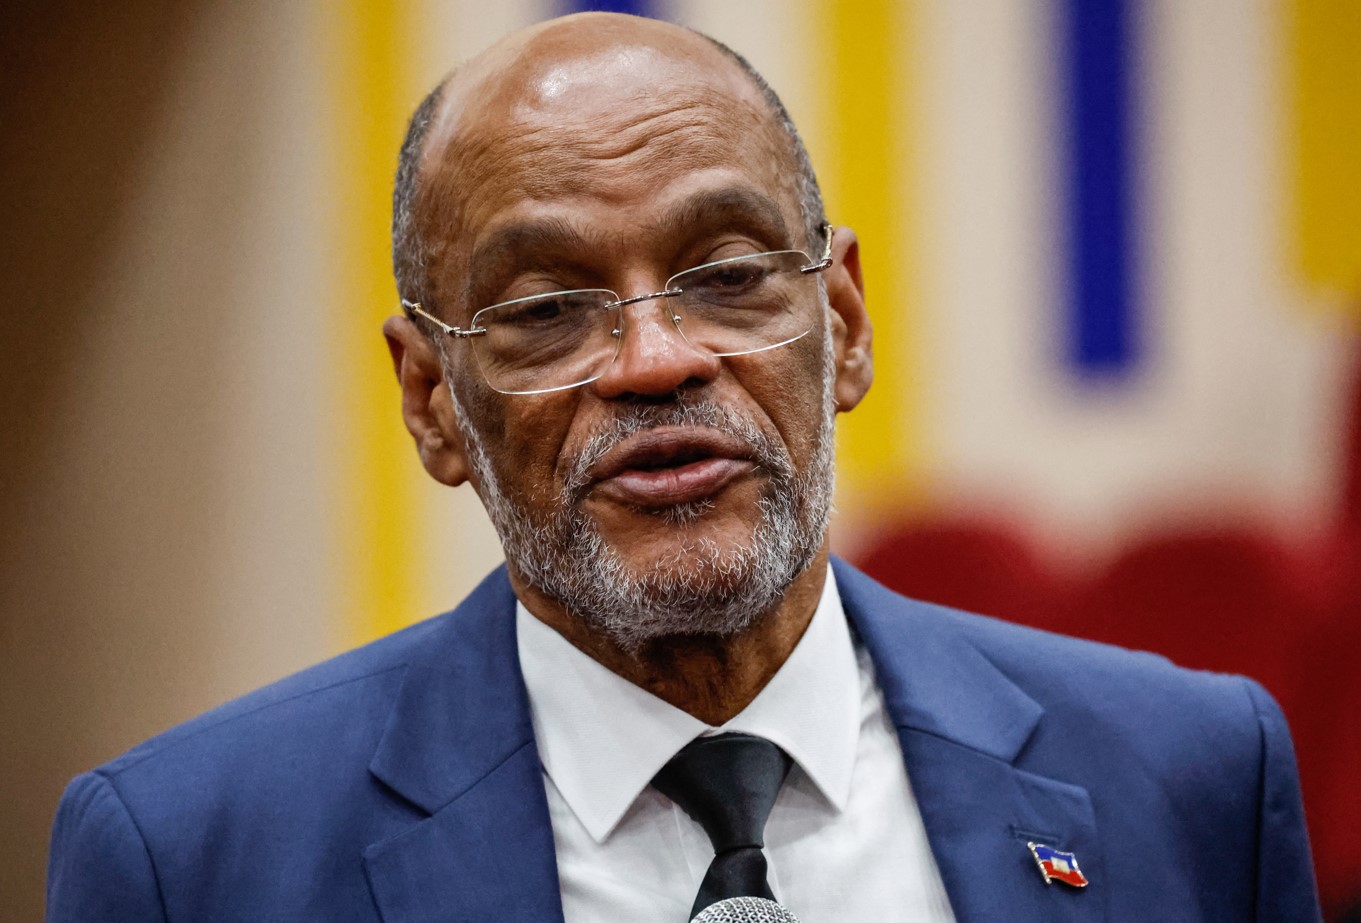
415,25,804,276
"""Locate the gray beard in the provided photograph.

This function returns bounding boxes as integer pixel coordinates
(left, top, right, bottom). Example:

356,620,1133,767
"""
444,333,837,654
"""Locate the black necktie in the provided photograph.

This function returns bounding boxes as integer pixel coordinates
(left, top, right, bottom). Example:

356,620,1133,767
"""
652,733,793,920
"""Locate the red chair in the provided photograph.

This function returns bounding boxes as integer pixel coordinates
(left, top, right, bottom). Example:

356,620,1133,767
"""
1076,526,1318,715
856,515,1072,632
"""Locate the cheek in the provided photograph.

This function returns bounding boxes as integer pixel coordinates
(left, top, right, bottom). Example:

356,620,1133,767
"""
457,377,580,497
733,331,830,456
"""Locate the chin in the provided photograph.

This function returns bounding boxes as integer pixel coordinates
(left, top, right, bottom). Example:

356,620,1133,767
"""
554,523,813,654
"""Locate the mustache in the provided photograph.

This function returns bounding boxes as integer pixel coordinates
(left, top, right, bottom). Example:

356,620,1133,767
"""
561,397,794,502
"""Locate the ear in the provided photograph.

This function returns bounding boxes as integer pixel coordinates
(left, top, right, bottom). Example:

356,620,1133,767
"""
823,226,874,412
383,315,470,487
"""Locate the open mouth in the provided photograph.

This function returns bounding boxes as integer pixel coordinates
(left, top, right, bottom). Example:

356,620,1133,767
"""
585,427,758,509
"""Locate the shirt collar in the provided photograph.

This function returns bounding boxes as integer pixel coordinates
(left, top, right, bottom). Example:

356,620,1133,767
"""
515,565,861,843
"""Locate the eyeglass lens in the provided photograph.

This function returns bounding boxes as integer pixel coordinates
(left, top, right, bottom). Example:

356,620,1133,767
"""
470,250,819,395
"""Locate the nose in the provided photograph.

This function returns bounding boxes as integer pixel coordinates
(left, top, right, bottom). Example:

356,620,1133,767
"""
590,292,721,399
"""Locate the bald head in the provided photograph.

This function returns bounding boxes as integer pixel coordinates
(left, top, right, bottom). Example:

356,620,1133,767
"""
391,13,824,309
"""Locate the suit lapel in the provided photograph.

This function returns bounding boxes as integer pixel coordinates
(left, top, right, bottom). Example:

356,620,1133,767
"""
835,559,1107,923
357,559,1108,922
362,568,565,923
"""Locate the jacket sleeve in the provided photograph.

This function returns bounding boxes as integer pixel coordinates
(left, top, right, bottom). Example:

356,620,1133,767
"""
1243,678,1323,923
46,771,167,923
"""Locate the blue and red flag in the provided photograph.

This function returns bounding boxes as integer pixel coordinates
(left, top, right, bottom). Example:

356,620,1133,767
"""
1028,842,1090,888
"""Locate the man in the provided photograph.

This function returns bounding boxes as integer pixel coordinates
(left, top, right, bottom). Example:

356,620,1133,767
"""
47,12,1320,922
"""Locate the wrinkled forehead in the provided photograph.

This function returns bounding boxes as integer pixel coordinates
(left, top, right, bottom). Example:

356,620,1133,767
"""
415,21,802,259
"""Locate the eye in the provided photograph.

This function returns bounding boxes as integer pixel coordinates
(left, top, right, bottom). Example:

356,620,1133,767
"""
684,256,772,294
524,299,564,321
497,295,570,327
709,262,766,287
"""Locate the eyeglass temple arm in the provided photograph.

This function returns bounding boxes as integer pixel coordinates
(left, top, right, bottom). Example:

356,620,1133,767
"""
400,299,485,338
800,222,835,274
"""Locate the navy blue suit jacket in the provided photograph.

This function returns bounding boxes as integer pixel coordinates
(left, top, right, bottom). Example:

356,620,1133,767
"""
47,559,1321,921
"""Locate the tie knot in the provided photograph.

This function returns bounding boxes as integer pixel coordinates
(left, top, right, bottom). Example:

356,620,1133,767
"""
652,733,792,853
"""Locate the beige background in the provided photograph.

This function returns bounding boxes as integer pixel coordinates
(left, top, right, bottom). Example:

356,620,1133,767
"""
1,3,339,917
3,2,1355,920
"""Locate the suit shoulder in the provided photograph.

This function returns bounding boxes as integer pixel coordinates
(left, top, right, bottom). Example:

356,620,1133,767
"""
938,601,1254,708
95,611,447,780
833,558,1263,724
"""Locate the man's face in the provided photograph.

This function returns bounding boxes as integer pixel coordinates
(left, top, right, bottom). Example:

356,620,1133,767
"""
412,28,859,650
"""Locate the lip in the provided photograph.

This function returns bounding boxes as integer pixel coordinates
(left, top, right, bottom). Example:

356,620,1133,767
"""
583,427,758,508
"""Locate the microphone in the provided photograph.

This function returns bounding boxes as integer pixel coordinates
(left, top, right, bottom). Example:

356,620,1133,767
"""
692,897,801,922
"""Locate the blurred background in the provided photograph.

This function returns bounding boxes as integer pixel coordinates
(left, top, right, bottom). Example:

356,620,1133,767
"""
1,0,1357,919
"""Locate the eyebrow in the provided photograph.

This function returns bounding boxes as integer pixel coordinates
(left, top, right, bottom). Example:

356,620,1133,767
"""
470,216,598,272
463,185,795,308
464,217,607,308
646,186,792,245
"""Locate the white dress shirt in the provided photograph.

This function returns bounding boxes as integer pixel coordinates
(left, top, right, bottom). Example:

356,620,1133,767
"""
515,566,958,923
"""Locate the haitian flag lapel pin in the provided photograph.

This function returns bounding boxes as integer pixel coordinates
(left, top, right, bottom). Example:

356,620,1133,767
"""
1027,842,1089,888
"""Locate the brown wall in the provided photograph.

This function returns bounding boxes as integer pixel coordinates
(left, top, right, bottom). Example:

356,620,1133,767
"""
0,3,342,919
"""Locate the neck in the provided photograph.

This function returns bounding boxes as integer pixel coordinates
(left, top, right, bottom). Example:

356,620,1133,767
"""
511,549,830,726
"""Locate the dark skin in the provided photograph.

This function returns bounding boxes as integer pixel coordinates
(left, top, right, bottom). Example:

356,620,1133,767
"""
384,13,874,725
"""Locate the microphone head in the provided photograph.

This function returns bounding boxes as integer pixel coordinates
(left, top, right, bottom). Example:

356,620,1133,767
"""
692,897,800,923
